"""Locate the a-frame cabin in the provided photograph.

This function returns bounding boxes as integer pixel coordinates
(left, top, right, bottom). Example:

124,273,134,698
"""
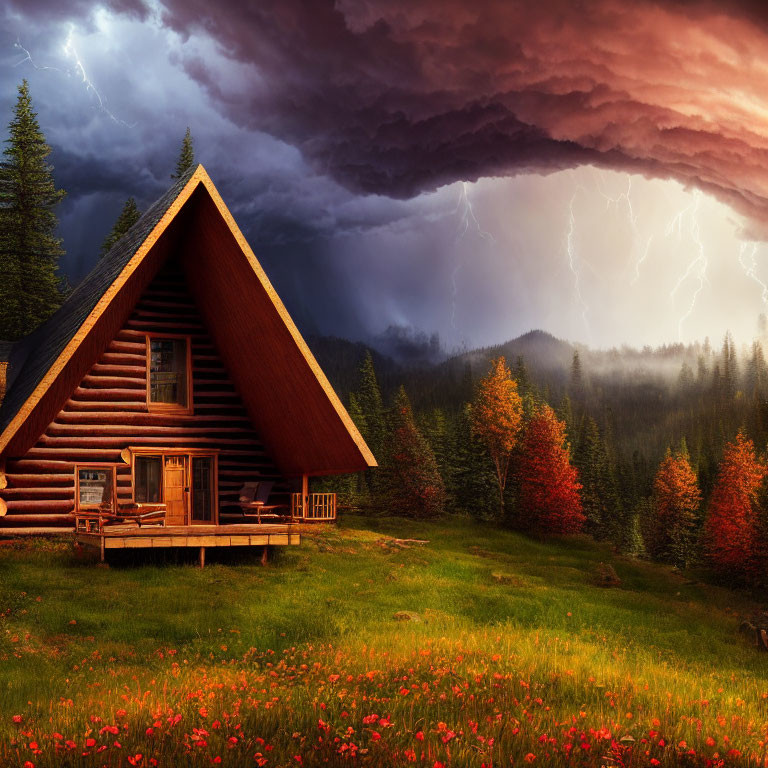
0,165,375,558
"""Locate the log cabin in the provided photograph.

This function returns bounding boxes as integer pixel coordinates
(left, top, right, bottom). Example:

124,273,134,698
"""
0,165,376,560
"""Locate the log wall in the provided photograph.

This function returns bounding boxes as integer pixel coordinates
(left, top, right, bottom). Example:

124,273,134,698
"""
0,257,289,528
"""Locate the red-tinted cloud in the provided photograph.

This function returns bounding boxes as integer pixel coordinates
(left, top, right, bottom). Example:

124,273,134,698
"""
95,1,768,235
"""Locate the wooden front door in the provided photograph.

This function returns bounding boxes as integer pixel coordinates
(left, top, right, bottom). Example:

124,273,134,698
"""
163,455,188,526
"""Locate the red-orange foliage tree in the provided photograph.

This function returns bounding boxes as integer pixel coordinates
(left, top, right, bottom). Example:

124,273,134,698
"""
704,431,766,583
649,446,701,567
470,357,523,517
518,405,584,534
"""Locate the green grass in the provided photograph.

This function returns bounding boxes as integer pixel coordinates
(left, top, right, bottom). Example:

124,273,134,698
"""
0,516,766,766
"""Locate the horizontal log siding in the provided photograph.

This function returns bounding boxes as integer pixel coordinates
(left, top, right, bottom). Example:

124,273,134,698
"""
0,258,288,528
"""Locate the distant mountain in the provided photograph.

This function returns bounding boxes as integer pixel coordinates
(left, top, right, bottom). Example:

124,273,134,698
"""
304,335,402,402
305,329,578,410
306,327,703,414
457,330,576,373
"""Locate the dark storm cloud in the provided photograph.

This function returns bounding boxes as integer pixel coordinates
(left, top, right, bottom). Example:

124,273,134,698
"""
151,0,768,235
50,147,164,200
4,0,147,22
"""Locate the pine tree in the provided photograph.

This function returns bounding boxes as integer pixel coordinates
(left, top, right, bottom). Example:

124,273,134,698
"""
678,362,695,395
556,394,575,447
452,403,497,518
345,392,367,503
649,445,701,567
354,351,387,499
0,79,65,339
383,387,446,518
356,351,386,461
704,431,766,583
518,405,584,534
171,127,195,180
569,350,585,400
100,197,140,258
470,356,524,517
418,407,455,503
746,341,767,398
720,332,738,400
574,416,622,543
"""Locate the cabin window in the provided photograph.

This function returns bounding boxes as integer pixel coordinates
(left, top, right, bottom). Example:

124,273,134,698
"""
76,465,115,509
147,336,191,410
134,456,162,503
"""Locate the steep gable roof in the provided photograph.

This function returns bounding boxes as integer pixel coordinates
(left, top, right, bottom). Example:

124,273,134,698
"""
0,165,376,476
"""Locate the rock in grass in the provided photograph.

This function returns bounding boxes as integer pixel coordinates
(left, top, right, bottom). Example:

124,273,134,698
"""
595,562,621,588
393,611,420,622
491,572,521,586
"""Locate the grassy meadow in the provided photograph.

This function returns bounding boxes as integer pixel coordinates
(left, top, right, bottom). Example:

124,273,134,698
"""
1,515,767,767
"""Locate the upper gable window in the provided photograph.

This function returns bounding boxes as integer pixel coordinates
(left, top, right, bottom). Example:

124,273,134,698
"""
147,336,191,411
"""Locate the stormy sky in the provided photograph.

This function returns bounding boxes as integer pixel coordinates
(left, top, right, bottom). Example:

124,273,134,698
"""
3,1,768,353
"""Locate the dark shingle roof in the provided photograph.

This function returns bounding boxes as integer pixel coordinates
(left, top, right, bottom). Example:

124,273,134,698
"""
0,342,15,363
0,165,199,433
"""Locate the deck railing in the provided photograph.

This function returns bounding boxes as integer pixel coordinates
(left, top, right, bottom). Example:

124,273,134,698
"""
291,492,337,521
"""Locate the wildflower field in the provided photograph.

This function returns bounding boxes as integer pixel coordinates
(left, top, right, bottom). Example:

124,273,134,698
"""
1,516,767,767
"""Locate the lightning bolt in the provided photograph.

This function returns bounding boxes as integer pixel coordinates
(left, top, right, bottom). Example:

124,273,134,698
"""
14,25,133,128
738,242,768,307
632,235,654,285
667,191,707,340
594,171,651,283
13,39,64,72
450,182,494,331
566,191,591,336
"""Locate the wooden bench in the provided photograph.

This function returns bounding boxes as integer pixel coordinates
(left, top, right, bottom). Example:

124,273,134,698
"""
75,502,167,533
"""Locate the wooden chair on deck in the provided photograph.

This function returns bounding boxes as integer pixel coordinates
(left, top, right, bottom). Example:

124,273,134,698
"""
236,482,291,523
75,502,167,533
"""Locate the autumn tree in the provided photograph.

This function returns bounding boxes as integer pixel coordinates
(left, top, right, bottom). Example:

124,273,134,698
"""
470,356,523,517
100,197,140,257
0,79,66,339
518,405,584,534
704,431,766,583
648,444,701,567
171,127,195,180
384,386,446,518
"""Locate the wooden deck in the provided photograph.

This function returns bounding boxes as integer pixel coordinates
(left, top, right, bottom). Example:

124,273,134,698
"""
75,523,300,565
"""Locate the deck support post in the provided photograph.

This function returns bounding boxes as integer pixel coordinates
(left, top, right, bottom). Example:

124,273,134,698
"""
199,546,205,568
261,545,268,566
301,474,309,521
100,536,105,564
